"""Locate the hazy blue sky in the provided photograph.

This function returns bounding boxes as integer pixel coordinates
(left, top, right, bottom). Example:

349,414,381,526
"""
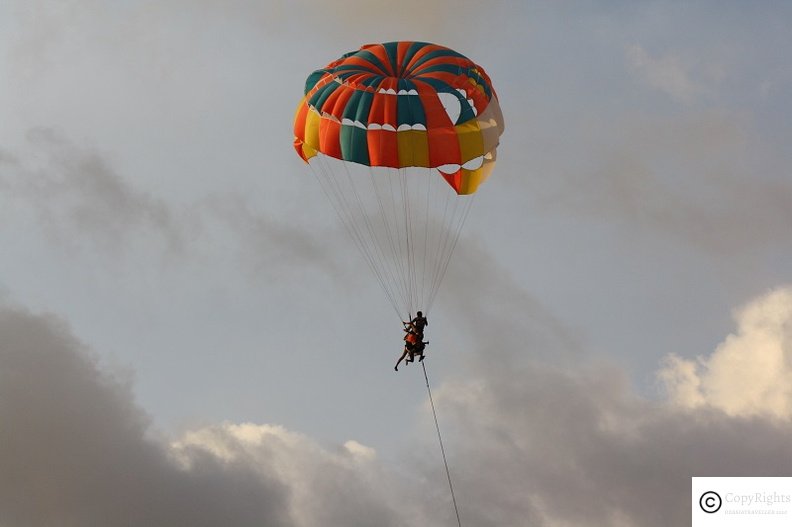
2,2,792,525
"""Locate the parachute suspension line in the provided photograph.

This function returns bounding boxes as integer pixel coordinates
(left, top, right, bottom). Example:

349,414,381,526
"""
422,361,462,527
425,167,438,312
323,158,401,315
427,195,475,312
386,168,412,314
400,167,416,316
412,171,421,316
400,169,418,313
339,159,403,308
420,167,432,310
426,181,453,311
369,167,410,315
431,172,454,308
309,153,473,318
310,156,402,318
410,170,421,316
422,179,470,314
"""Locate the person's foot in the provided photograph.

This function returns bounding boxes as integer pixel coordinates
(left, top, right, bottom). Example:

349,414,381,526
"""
394,366,398,371
419,355,425,362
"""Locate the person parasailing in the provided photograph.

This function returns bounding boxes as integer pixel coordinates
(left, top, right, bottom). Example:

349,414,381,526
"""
395,312,429,371
406,311,428,334
395,335,428,371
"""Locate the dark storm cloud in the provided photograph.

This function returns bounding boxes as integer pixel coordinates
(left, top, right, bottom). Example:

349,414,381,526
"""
0,305,292,527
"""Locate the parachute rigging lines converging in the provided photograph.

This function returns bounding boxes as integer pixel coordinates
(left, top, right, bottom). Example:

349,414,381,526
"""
294,41,504,318
307,158,474,317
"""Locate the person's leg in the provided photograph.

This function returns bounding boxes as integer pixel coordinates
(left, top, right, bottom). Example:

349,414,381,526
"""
395,348,409,371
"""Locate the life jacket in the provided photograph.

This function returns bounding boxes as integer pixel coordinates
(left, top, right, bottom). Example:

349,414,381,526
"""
405,332,419,345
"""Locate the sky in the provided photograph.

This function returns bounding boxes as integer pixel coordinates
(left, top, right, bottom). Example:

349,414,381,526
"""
1,1,791,525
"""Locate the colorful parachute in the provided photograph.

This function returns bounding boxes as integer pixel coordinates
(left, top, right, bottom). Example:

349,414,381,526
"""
294,42,504,317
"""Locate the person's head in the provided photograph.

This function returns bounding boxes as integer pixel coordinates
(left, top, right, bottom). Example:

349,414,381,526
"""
417,311,423,317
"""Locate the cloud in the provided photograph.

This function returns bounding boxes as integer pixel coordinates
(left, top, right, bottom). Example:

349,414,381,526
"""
0,128,182,253
536,111,792,254
659,286,792,420
5,288,792,527
0,303,440,527
3,0,486,65
172,424,412,527
285,0,482,43
440,239,583,360
200,193,347,281
432,249,792,525
0,305,291,527
627,44,706,103
0,129,346,280
432,356,792,526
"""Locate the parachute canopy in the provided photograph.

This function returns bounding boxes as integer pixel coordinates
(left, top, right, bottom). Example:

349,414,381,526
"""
294,42,504,317
294,41,504,195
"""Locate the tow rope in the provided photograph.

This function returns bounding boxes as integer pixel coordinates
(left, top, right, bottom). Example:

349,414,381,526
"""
422,361,462,527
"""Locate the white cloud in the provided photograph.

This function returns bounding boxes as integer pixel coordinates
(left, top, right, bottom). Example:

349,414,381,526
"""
627,44,706,103
172,423,414,527
659,286,792,419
